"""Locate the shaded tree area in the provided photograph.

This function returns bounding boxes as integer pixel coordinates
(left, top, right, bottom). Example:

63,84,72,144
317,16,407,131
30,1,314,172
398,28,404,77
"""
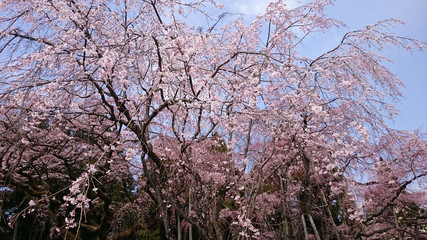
0,0,426,239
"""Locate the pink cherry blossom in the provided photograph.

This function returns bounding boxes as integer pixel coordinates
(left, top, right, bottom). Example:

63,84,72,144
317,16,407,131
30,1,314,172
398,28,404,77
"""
0,0,425,239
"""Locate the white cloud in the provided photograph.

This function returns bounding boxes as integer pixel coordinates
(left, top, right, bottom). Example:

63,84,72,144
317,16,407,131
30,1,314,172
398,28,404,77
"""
233,0,272,16
222,0,300,16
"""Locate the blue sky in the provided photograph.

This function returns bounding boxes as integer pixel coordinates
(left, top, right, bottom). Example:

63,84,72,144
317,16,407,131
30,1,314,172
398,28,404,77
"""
325,0,427,132
221,0,427,132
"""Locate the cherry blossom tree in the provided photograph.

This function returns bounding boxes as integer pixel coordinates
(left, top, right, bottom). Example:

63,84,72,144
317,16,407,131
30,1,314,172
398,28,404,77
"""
0,0,426,239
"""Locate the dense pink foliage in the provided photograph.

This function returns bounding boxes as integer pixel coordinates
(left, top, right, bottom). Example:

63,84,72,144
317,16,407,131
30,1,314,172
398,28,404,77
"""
0,0,425,239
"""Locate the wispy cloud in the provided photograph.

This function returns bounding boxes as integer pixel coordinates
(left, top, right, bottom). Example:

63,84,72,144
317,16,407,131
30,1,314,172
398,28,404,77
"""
226,0,300,16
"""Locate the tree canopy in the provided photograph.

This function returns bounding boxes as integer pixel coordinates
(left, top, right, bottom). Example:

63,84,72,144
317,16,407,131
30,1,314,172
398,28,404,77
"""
0,0,426,239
